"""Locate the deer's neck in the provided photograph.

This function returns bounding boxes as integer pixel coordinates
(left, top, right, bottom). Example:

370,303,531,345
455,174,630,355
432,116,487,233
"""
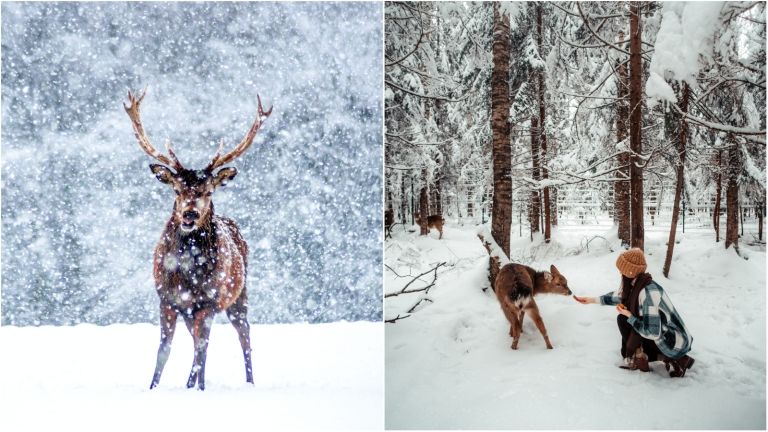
165,205,217,260
163,212,218,284
533,271,552,294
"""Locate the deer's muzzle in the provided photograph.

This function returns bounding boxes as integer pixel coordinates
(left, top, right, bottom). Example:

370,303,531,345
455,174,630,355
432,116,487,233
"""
180,210,200,231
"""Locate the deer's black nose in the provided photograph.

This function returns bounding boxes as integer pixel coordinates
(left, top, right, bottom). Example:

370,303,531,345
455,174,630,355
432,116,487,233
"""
183,210,200,221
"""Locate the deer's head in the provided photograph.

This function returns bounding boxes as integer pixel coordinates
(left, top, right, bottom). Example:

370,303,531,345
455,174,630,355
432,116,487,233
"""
541,265,573,296
124,88,272,233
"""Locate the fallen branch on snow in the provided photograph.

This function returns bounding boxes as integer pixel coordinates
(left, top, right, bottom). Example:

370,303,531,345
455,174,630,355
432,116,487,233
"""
385,314,412,324
476,226,513,291
476,226,511,267
407,297,433,313
384,262,447,298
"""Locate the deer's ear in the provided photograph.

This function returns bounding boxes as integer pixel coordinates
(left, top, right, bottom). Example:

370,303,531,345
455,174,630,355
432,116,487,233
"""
213,167,238,188
149,164,175,184
550,265,560,276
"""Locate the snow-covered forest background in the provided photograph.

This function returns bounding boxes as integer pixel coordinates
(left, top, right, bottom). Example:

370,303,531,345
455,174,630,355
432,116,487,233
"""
385,1,765,243
1,2,383,325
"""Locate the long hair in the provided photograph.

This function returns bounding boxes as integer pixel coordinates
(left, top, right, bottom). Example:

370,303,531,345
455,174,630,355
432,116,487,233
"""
618,275,634,304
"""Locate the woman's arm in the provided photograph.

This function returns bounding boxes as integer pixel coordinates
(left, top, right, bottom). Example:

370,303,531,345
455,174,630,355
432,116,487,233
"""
598,291,621,306
573,294,619,305
573,295,614,305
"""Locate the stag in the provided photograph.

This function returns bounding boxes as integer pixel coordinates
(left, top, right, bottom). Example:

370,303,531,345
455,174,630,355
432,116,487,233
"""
124,88,272,390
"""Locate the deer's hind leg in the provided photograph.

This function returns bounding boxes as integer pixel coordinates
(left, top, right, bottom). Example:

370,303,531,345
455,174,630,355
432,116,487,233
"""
500,300,522,350
526,300,554,349
226,291,253,384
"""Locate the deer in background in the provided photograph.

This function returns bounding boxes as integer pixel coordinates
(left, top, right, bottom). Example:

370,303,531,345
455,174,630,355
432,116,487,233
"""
495,263,572,350
416,215,445,239
124,88,272,390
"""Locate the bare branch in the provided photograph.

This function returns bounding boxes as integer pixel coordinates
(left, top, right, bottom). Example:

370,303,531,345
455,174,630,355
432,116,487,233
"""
407,297,433,313
385,314,412,324
384,262,447,298
385,8,426,67
385,79,468,102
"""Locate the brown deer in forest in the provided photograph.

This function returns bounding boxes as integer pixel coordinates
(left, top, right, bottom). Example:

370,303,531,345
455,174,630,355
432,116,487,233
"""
124,88,272,390
416,214,445,239
384,209,395,239
495,263,572,350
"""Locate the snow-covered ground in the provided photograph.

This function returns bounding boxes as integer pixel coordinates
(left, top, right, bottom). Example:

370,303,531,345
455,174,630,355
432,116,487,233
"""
385,219,766,429
0,321,382,430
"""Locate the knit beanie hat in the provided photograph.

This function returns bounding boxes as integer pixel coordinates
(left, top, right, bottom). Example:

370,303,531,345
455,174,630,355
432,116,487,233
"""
616,248,647,278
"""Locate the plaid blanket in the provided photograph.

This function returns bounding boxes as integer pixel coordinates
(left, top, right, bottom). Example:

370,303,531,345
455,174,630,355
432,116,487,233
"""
601,281,693,360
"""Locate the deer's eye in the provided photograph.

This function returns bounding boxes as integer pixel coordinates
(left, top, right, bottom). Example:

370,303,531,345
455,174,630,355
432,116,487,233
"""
206,191,213,197
174,190,181,196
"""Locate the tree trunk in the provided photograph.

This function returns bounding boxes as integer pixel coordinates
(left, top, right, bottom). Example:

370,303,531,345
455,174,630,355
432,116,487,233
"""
759,196,764,241
714,150,722,242
434,178,442,215
629,3,645,250
663,82,688,278
614,37,630,246
400,173,407,225
551,188,558,226
537,4,551,243
530,116,541,234
615,53,630,246
740,205,744,237
725,135,740,253
490,3,512,285
410,176,416,225
419,171,429,236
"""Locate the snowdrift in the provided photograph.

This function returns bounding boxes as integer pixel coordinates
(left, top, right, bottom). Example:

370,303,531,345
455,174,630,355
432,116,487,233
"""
0,321,382,430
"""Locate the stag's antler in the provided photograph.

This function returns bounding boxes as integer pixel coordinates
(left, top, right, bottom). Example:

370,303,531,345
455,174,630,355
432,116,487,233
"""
124,87,184,171
206,95,272,171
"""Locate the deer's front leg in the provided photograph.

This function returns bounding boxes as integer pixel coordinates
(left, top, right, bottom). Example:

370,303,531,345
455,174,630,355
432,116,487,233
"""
187,308,214,390
150,303,177,389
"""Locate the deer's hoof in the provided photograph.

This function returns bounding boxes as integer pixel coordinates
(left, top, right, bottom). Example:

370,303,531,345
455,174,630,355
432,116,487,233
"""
546,344,554,349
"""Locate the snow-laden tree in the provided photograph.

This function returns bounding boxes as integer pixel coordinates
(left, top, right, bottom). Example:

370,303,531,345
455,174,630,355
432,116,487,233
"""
385,1,765,270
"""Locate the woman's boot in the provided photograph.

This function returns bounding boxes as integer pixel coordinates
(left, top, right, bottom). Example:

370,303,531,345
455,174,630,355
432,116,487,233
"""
668,355,695,377
620,347,650,372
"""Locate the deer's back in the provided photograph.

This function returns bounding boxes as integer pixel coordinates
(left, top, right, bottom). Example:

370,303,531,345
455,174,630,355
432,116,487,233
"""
495,263,535,306
425,215,444,228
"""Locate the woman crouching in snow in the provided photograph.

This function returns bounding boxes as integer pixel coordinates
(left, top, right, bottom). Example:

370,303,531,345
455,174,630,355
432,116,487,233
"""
574,248,695,377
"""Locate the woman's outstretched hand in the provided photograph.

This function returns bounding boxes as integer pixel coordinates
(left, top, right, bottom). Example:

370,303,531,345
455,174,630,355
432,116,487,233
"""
573,295,597,304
